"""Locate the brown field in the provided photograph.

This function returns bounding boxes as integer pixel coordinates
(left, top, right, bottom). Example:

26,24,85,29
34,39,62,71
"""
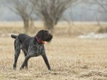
0,22,107,80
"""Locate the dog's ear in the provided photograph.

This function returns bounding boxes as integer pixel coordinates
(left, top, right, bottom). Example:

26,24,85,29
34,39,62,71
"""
36,30,44,40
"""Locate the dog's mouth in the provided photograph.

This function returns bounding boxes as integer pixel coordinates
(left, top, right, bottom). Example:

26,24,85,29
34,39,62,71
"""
41,41,45,44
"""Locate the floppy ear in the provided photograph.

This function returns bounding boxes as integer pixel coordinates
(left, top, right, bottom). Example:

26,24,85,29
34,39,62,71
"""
36,30,44,40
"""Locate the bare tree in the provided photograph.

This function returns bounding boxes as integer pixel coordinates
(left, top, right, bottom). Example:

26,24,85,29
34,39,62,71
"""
94,0,107,33
84,0,107,12
83,0,107,33
2,0,33,32
30,0,80,32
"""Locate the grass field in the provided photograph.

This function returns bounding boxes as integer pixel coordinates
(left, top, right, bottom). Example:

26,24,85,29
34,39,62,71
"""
0,22,107,80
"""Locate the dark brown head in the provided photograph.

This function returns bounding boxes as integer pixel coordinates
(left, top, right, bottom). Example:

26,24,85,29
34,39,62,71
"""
36,30,53,43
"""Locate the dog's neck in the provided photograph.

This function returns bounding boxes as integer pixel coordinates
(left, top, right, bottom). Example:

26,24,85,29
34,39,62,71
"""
36,36,45,44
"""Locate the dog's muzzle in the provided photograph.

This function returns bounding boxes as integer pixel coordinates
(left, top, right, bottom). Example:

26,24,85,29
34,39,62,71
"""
45,34,53,42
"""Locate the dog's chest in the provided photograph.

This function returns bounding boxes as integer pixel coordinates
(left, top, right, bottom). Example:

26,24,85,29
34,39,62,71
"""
22,38,45,56
28,43,45,56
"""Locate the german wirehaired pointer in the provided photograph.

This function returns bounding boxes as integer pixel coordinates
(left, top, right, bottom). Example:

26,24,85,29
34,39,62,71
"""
11,30,53,70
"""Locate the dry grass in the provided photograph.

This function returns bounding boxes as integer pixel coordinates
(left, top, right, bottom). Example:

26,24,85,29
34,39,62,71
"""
0,22,107,80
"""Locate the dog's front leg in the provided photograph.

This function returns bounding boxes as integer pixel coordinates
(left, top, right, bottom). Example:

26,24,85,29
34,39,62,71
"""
20,54,31,70
42,54,51,70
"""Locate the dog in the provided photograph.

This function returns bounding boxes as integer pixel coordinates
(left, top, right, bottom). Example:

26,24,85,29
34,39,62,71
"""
11,30,53,70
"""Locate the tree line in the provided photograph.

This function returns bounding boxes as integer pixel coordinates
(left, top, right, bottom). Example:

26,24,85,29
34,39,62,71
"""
1,0,107,33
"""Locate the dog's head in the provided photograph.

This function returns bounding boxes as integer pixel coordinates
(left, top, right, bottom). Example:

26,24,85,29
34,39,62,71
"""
36,30,53,43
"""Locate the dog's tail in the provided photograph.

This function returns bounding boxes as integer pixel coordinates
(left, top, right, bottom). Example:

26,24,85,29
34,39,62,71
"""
11,35,17,39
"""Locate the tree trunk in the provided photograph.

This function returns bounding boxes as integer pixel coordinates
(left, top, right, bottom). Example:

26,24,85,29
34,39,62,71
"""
43,18,58,33
44,21,55,33
23,19,29,33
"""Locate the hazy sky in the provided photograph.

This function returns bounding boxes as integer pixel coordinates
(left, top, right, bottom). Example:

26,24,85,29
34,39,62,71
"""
0,1,107,21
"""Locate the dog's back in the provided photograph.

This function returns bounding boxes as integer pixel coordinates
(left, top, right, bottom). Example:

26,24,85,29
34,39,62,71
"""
11,34,30,44
18,34,30,43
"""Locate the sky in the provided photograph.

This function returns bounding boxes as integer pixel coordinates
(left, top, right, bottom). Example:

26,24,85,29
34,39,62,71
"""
0,1,107,21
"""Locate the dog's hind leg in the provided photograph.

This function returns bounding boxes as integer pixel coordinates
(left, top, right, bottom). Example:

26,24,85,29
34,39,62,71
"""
13,40,21,70
22,50,28,69
13,49,20,70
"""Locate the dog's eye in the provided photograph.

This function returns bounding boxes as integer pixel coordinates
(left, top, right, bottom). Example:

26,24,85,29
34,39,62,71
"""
45,31,48,33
